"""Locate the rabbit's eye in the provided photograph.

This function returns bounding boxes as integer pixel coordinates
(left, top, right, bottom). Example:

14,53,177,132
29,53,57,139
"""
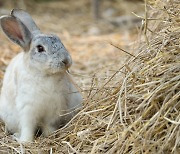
37,45,45,53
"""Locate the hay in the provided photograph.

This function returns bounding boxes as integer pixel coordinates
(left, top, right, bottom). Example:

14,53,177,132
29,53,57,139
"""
0,0,180,153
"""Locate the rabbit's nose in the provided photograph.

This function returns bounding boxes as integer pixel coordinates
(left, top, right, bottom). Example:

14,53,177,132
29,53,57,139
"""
62,58,69,66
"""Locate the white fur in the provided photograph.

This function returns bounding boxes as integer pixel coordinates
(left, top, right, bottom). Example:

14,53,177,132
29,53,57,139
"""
0,9,82,142
0,52,82,142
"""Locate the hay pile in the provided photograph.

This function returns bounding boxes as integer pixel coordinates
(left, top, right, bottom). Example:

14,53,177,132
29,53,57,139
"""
0,0,179,153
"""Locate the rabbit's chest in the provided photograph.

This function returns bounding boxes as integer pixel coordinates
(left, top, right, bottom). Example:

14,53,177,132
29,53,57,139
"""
17,75,69,117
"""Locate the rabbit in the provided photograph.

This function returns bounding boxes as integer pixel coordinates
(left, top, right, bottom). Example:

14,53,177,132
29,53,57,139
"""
0,9,82,142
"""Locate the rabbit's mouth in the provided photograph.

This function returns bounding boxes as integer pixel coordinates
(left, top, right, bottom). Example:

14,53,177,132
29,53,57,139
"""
46,62,70,74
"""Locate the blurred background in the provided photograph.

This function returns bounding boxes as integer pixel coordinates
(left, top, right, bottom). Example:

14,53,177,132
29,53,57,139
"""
0,0,145,87
0,0,144,34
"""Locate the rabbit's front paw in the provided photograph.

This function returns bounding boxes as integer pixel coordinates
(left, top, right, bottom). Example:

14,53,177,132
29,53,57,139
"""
19,118,36,143
19,131,34,143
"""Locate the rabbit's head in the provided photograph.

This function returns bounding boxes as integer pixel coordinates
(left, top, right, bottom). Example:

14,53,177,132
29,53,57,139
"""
0,9,72,74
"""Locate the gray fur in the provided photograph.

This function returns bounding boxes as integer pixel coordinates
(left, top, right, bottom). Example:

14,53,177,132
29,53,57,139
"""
29,34,72,74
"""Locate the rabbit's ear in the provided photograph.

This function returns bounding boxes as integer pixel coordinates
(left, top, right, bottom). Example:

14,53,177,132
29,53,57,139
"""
0,15,32,51
11,9,40,35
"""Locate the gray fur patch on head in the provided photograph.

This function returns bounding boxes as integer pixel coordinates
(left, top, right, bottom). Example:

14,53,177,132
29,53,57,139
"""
33,35,65,54
29,34,72,74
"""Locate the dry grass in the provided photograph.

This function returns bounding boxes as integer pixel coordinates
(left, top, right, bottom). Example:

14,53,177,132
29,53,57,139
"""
0,0,180,153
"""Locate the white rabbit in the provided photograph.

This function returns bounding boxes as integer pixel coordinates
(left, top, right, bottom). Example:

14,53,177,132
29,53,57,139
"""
0,9,82,142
